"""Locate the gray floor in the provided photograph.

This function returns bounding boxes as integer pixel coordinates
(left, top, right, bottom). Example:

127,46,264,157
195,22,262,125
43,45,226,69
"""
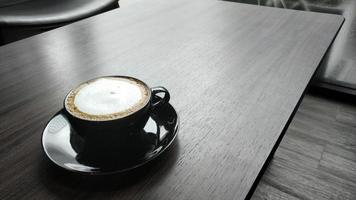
251,91,356,200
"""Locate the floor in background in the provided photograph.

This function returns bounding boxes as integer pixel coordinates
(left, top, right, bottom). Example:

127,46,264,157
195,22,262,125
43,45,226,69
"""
251,89,356,200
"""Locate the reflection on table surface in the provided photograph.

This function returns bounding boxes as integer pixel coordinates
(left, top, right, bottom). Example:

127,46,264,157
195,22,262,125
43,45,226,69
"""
229,0,356,94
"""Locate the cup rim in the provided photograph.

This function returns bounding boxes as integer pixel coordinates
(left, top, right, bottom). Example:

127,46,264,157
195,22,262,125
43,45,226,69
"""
63,75,152,122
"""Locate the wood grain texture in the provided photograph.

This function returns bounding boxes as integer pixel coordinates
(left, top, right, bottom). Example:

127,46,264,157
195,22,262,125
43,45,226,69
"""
251,92,356,200
0,0,343,199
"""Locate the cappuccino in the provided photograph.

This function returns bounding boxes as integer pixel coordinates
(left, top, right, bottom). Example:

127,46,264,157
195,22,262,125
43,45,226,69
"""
65,77,150,121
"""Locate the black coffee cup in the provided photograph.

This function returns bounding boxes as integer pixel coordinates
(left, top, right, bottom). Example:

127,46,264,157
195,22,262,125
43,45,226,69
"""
63,76,170,150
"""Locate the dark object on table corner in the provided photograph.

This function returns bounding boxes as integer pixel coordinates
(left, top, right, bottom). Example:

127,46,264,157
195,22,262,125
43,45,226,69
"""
0,0,119,45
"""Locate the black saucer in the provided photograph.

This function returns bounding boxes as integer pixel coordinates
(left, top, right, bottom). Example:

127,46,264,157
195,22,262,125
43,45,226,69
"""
42,103,179,175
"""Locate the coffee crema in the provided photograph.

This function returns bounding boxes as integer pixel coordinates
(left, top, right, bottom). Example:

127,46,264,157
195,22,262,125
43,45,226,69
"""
65,77,150,121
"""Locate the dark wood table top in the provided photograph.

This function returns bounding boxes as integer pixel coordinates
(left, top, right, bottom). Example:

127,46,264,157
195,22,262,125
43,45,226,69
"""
0,0,343,199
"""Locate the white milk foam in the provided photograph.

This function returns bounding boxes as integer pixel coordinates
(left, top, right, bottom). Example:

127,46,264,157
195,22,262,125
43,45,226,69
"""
73,78,145,116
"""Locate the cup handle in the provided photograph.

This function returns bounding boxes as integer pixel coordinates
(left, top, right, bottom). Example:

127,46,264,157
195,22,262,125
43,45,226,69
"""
151,86,170,109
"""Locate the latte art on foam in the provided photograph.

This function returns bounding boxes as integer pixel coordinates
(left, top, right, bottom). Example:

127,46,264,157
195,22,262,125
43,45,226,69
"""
75,78,143,115
65,77,150,121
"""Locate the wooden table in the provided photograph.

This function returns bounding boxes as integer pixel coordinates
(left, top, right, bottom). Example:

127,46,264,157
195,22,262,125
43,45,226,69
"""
0,0,343,199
